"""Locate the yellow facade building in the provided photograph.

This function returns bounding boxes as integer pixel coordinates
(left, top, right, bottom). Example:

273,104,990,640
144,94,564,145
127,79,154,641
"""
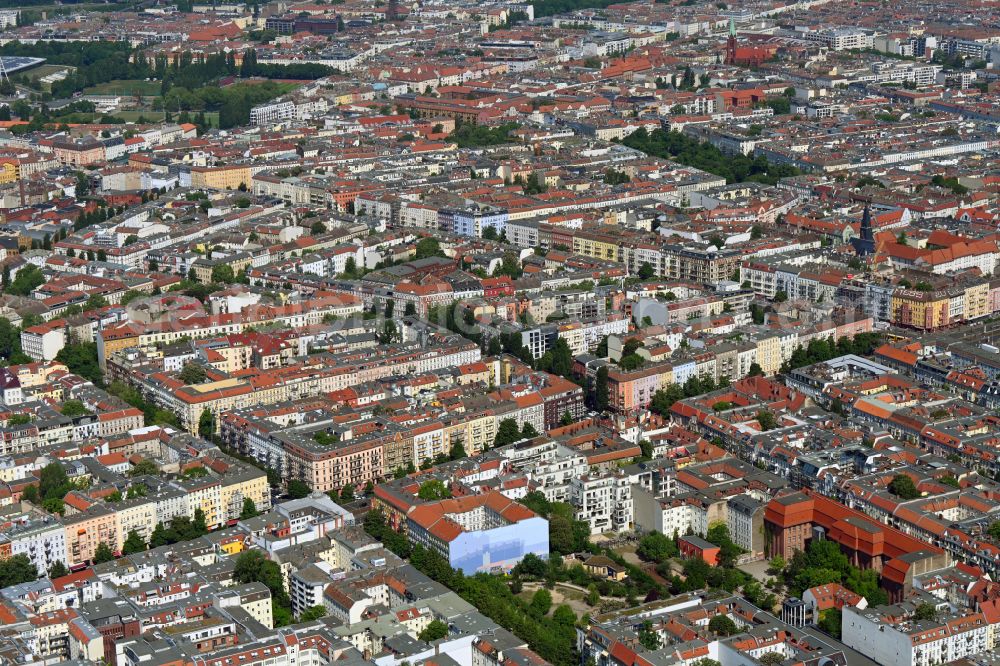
190,165,253,190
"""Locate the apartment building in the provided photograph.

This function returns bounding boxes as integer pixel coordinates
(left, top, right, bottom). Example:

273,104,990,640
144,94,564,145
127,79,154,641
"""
1,517,68,574
189,165,253,191
406,491,549,574
842,605,990,666
21,320,66,362
250,100,296,126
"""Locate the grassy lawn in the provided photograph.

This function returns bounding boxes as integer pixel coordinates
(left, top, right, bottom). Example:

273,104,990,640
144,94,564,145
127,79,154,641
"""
83,79,161,96
26,64,74,79
223,79,303,95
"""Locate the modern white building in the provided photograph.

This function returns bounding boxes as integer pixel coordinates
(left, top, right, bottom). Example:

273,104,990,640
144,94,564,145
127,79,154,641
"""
726,494,764,556
21,322,66,362
842,605,991,666
3,517,69,574
804,28,874,50
250,100,296,126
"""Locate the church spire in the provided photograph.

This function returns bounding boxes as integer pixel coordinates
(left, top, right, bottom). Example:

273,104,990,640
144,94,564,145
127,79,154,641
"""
861,202,873,241
729,17,736,37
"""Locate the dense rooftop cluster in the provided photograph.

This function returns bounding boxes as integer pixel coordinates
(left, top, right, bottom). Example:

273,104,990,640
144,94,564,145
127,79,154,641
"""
0,0,998,666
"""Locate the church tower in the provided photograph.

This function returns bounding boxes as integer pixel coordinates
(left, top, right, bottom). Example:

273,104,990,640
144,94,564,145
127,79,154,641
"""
726,18,737,65
851,203,876,257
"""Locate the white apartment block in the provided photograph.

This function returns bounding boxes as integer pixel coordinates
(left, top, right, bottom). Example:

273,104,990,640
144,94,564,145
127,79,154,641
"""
399,202,440,230
805,28,874,50
0,10,19,29
570,473,633,534
842,606,990,666
21,325,66,362
4,519,68,573
250,100,296,126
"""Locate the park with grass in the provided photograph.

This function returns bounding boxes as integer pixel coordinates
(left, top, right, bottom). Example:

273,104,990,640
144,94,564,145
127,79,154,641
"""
0,41,329,131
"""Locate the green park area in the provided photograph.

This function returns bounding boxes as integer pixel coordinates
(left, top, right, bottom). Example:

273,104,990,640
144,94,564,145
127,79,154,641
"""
0,42,331,130
82,79,162,97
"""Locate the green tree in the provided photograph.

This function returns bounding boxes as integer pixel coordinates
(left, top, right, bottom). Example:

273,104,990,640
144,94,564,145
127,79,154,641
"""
198,409,214,438
21,484,38,503
93,542,115,564
179,362,207,384
756,410,778,431
530,588,552,616
818,607,842,638
494,418,522,447
149,522,178,548
521,422,539,439
5,265,44,296
298,605,327,622
122,529,146,555
379,320,399,344
638,439,653,460
39,463,69,501
0,317,31,364
414,237,444,259
637,531,678,562
84,294,108,311
55,342,103,385
129,458,159,477
889,474,919,500
233,550,288,606
0,554,37,587
914,603,937,621
594,365,609,412
60,399,89,418
192,507,208,536
120,289,144,306
844,567,888,606
240,497,258,519
211,264,236,284
448,122,519,148
287,479,310,499
548,338,574,378
418,618,449,642
418,480,451,500
638,621,661,650
708,614,738,636
48,561,69,579
552,604,576,625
